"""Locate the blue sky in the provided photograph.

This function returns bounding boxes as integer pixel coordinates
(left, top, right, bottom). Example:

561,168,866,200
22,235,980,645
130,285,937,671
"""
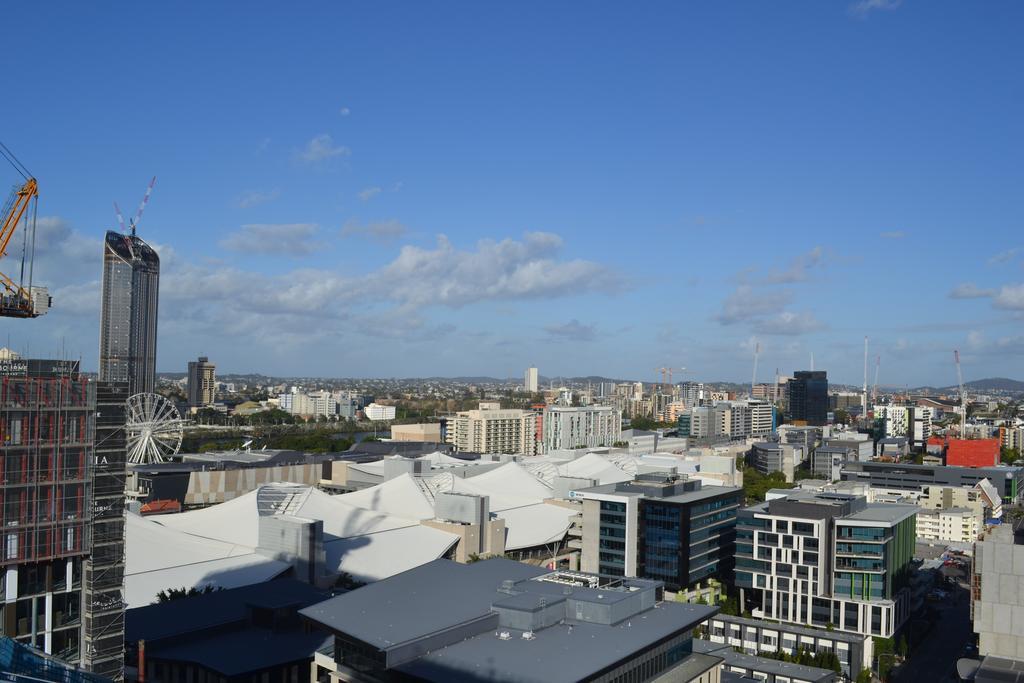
3,1,1022,385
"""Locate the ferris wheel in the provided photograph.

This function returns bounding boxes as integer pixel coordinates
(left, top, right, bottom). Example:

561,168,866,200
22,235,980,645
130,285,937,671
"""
125,393,187,464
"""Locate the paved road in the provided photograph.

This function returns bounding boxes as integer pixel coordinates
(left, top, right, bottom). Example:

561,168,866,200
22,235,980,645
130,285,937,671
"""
895,581,972,683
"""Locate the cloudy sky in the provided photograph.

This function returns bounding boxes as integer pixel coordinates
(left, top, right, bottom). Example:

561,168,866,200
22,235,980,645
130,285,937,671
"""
3,1,1022,385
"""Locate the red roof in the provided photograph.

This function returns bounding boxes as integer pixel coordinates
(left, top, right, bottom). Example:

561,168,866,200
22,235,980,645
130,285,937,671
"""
946,438,1000,468
140,499,182,515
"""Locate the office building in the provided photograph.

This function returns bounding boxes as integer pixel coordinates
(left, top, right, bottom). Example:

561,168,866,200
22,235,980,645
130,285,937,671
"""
542,405,621,452
789,371,828,426
98,231,160,397
301,557,724,683
781,425,821,453
680,382,706,408
524,366,538,392
185,356,215,407
735,491,917,639
840,461,1024,504
749,442,802,482
811,445,852,481
829,392,862,411
448,407,538,455
973,524,1024,660
573,472,743,591
873,404,932,451
0,357,127,678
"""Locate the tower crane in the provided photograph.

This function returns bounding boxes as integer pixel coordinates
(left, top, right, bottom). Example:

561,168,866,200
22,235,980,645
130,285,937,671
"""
0,142,49,318
872,355,880,404
751,340,760,396
954,349,967,435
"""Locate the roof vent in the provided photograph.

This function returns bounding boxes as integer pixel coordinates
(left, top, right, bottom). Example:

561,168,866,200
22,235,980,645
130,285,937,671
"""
522,631,536,640
498,631,512,640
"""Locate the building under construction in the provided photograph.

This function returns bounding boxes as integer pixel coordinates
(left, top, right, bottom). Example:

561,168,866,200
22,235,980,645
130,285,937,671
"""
0,354,128,679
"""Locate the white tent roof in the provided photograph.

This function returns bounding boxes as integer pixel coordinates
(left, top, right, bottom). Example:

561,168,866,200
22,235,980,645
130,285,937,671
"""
124,513,288,608
500,504,579,551
334,473,435,520
458,462,554,499
555,452,633,484
325,525,459,582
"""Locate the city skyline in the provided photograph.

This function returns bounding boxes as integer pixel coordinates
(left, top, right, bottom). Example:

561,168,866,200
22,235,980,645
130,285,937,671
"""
4,2,1023,385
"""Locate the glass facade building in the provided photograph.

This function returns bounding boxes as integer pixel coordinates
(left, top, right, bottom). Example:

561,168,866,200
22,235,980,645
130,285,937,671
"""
579,473,742,592
788,371,828,426
98,231,160,397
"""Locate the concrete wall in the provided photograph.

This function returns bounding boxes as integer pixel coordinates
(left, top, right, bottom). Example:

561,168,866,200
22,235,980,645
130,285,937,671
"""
974,525,1024,659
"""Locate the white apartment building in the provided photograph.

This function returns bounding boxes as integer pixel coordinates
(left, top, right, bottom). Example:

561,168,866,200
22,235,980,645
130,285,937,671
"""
873,404,932,449
542,405,621,452
364,403,397,421
691,401,774,440
916,507,980,544
524,366,539,392
277,390,336,418
448,407,538,455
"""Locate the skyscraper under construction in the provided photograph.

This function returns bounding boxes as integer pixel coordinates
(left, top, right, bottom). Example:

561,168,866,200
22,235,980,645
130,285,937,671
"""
98,231,160,397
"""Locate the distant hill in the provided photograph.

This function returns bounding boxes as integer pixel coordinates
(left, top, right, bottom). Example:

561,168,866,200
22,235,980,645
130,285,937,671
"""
964,377,1024,392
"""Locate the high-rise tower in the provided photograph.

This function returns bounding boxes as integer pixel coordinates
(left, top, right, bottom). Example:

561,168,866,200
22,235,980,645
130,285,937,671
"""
98,231,160,396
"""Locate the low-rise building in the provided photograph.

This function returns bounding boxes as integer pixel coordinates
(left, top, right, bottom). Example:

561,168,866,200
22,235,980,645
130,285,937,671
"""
701,613,870,680
915,506,980,544
840,461,1024,505
301,558,725,683
542,405,621,452
390,422,444,443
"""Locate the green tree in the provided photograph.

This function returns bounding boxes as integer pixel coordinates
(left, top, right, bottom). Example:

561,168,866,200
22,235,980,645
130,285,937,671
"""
154,585,222,603
856,669,873,683
1002,447,1020,465
897,636,908,658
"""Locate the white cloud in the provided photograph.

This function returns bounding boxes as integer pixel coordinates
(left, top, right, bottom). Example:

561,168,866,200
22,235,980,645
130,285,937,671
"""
751,311,825,336
237,189,280,208
340,219,407,242
297,134,350,163
949,283,996,299
849,0,901,17
339,107,350,116
358,187,382,202
993,284,1024,311
763,247,825,284
715,286,792,325
880,230,905,239
544,319,597,342
370,232,619,309
219,223,321,255
989,247,1020,265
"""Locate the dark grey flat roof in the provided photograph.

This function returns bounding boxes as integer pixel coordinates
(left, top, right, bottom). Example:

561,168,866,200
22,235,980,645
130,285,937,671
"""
300,558,546,649
148,628,331,676
126,578,327,643
976,655,1024,683
396,601,717,683
301,557,718,683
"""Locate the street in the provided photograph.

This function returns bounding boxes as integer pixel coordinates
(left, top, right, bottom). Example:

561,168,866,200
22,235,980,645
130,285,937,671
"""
895,570,972,682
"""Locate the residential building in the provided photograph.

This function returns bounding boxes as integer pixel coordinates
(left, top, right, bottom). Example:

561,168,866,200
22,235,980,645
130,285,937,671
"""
0,358,128,679
789,371,828,427
915,507,980,544
781,425,821,453
185,356,215,407
877,437,909,459
873,404,932,451
734,491,917,639
448,407,538,455
701,613,871,680
1000,426,1023,452
829,392,862,412
542,405,621,452
390,423,443,442
573,472,742,591
947,438,1001,468
98,230,160,397
524,366,538,392
301,557,724,683
680,382,706,408
973,524,1024,660
840,461,1024,504
749,442,802,482
363,402,396,421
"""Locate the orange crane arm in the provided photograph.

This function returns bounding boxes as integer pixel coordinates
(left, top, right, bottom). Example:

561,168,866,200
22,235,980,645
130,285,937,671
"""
0,177,38,259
